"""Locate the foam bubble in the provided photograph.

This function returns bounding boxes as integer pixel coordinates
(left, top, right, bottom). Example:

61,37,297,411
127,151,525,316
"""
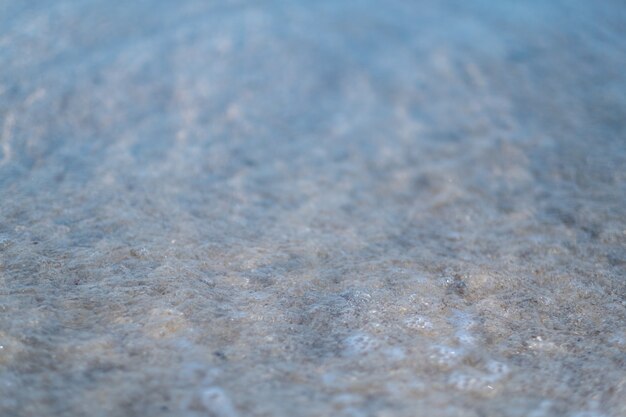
403,314,433,331
344,332,380,356
429,345,464,367
448,372,484,391
200,387,238,417
484,360,509,379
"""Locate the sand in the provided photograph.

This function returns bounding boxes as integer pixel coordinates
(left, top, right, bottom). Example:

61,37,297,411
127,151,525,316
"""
1,1,625,416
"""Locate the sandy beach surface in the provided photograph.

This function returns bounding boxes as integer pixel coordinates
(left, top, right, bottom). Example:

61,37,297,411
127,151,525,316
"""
1,1,625,416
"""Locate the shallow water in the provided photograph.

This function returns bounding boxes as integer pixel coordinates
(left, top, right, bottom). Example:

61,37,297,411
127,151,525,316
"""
1,1,625,416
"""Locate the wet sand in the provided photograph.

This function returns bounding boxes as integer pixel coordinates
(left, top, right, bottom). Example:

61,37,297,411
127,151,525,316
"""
1,1,625,416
